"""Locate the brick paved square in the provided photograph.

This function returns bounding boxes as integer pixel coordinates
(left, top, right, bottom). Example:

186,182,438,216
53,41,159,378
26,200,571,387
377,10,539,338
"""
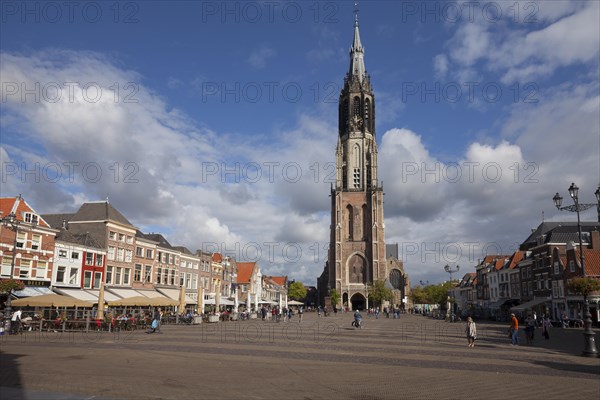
1,313,599,400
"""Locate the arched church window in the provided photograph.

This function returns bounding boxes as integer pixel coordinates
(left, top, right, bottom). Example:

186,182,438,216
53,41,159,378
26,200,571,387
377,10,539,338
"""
343,98,349,128
362,204,368,240
389,269,403,290
346,205,353,240
353,96,361,117
364,98,370,130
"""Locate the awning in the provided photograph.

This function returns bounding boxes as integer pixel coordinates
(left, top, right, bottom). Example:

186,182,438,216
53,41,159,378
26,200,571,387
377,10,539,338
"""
137,289,168,299
12,293,93,308
220,298,234,306
106,288,143,299
510,297,550,312
107,296,178,307
54,288,99,302
488,299,507,310
204,297,234,305
85,290,121,302
13,286,54,298
156,288,196,304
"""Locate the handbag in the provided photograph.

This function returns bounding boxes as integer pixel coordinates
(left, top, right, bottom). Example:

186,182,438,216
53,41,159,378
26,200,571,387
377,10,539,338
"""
151,319,158,329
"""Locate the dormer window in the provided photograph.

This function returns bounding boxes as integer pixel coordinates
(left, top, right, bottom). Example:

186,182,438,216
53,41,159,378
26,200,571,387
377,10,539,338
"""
23,212,38,224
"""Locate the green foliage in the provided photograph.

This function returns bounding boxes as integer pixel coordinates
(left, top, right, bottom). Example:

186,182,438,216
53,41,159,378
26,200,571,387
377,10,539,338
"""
288,281,307,300
410,281,455,307
568,277,600,298
329,288,341,306
410,286,428,304
368,280,394,306
0,279,25,293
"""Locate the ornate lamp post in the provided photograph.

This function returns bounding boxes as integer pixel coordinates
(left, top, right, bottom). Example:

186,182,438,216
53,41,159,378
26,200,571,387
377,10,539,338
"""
444,264,460,282
553,182,600,357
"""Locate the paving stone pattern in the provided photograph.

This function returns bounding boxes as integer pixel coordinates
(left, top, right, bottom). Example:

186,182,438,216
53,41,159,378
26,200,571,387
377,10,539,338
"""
1,313,599,400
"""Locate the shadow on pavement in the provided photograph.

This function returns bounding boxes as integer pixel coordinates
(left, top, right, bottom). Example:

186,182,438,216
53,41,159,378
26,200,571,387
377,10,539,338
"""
0,351,24,399
532,360,600,378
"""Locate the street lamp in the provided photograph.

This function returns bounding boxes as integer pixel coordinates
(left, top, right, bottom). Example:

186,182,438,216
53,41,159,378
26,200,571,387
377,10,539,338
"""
444,264,460,282
553,182,600,357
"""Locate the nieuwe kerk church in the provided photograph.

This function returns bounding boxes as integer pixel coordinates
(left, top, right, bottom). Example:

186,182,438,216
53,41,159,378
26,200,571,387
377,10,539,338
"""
317,11,411,311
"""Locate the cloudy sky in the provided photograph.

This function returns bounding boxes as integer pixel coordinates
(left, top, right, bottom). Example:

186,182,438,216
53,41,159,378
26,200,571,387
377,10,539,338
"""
1,1,599,285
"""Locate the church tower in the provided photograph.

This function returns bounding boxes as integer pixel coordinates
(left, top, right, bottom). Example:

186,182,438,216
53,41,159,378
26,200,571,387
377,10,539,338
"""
326,9,387,311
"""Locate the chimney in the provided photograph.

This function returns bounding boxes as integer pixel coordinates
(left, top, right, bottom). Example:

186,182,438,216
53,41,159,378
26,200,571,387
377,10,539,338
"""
62,219,68,230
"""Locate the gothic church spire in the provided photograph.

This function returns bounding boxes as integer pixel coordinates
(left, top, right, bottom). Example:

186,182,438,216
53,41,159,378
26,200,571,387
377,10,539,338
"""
349,2,366,83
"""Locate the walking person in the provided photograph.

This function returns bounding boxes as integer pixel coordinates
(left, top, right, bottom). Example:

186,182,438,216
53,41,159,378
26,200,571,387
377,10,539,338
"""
147,307,162,334
465,317,477,347
542,314,551,340
298,306,304,323
510,313,519,345
525,314,535,345
10,308,22,335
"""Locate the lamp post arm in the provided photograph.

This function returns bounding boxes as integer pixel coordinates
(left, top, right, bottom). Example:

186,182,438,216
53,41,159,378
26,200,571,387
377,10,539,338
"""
559,203,595,212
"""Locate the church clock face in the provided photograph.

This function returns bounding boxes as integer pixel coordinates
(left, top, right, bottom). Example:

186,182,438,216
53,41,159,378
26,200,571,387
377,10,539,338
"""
350,115,363,130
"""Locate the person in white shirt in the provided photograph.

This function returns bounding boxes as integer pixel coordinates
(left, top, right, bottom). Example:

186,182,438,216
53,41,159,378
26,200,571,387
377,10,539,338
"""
11,309,22,334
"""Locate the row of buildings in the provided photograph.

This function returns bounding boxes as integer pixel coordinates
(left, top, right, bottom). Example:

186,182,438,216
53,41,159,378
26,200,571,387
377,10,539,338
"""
0,195,293,311
451,221,600,323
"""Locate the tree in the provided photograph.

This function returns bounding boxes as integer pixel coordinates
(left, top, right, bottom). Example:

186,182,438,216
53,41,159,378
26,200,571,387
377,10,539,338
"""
410,285,429,304
288,281,307,301
368,280,393,307
568,277,600,300
0,279,25,294
329,288,340,307
410,281,455,308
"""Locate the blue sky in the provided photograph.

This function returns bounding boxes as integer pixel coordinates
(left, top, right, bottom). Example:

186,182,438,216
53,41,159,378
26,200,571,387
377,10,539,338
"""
1,1,599,285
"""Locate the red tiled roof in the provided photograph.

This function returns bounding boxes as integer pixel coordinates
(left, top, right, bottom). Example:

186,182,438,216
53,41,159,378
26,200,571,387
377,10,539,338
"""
575,248,600,276
0,196,50,228
270,276,287,286
236,262,256,283
494,259,505,271
507,251,524,269
212,253,223,262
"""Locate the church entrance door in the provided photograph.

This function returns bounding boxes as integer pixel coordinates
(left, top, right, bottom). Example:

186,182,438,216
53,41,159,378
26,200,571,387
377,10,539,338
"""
350,293,366,311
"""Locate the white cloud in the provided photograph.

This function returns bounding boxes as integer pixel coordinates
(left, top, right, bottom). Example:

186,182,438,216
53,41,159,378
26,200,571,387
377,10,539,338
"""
248,46,275,69
438,1,599,84
433,54,448,79
1,46,598,286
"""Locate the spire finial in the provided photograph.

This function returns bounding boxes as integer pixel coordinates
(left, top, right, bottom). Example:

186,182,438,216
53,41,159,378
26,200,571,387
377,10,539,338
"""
354,1,359,27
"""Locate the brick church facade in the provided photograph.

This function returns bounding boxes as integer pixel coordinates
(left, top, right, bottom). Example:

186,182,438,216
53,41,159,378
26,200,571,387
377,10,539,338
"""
318,11,410,311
